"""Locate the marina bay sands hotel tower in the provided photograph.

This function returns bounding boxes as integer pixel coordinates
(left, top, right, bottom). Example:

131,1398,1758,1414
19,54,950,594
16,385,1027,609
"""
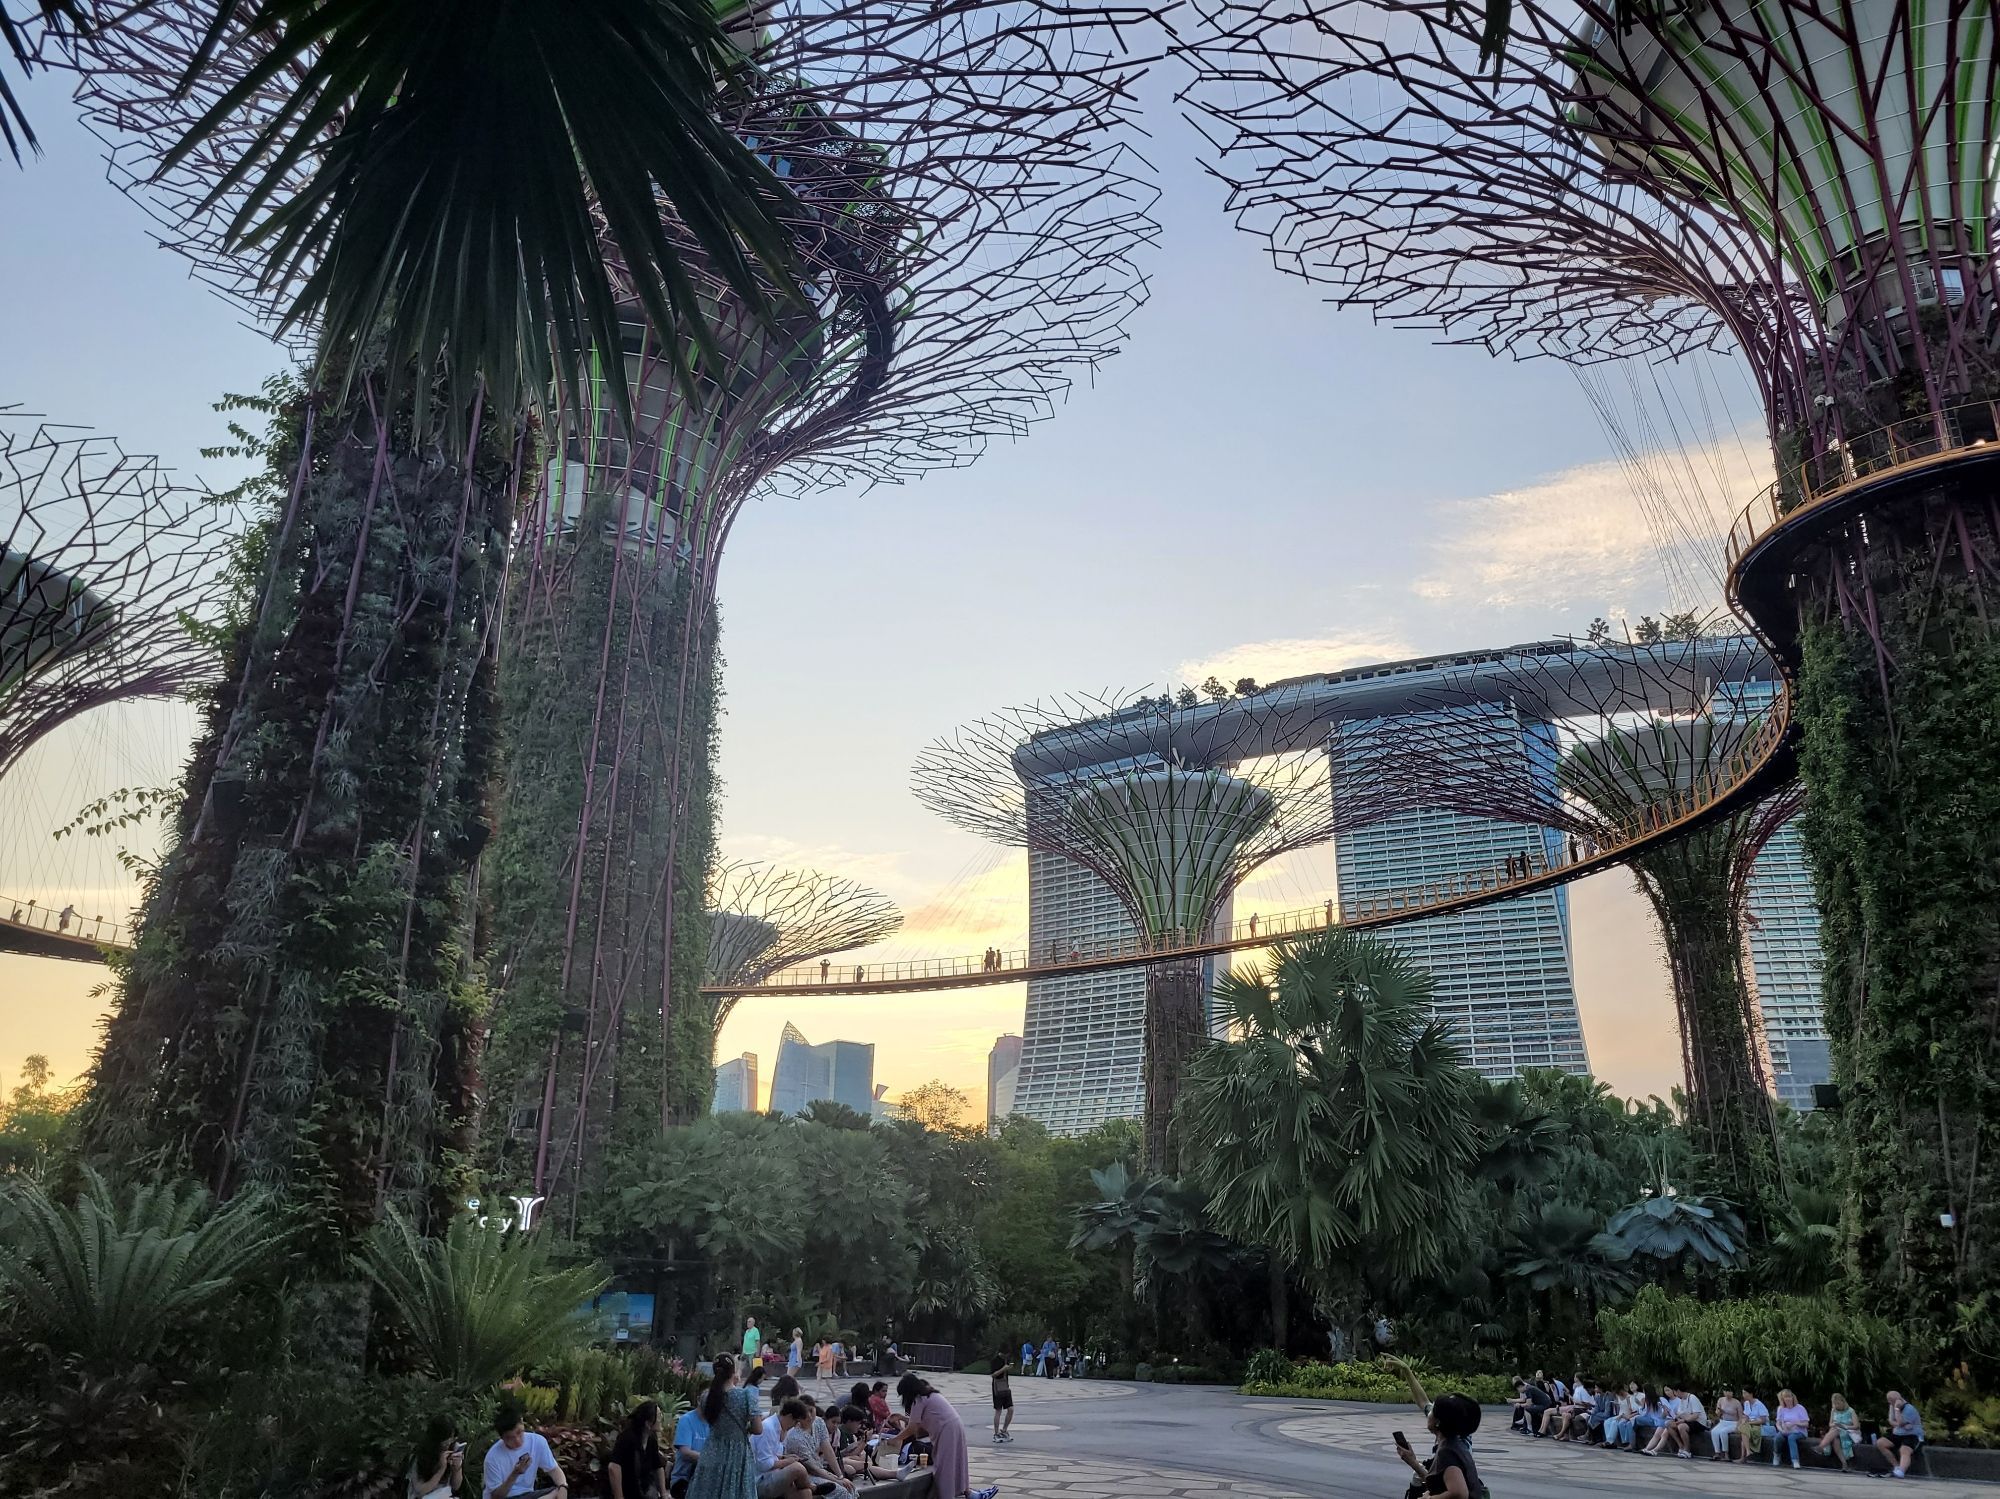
1012,647,1593,1135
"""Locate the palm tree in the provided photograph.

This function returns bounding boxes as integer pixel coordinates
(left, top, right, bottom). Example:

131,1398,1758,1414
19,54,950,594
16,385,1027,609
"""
1177,928,1482,1338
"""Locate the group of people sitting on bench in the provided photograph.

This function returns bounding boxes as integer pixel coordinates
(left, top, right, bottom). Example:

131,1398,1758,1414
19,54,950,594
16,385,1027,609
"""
1510,1372,1928,1478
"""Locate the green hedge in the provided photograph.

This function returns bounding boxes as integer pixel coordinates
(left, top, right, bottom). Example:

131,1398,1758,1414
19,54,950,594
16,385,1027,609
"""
1597,1288,1907,1405
1242,1358,1514,1405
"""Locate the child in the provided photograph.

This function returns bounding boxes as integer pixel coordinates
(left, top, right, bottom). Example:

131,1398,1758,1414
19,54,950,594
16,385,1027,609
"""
991,1354,1016,1443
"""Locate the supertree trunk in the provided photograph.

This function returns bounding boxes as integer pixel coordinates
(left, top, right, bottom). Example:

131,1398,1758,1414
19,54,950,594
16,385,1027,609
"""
1144,957,1208,1175
481,516,720,1209
1640,832,1779,1226
1791,494,2000,1323
81,369,525,1250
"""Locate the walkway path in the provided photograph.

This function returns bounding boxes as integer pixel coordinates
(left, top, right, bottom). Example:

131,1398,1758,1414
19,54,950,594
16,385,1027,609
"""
916,1376,1994,1498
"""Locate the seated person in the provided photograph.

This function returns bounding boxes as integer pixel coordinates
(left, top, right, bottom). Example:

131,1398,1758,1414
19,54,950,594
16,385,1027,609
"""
407,1417,465,1499
835,1405,900,1481
749,1399,815,1499
1816,1393,1859,1471
1875,1390,1927,1476
867,1381,903,1435
1740,1390,1773,1459
1584,1384,1618,1445
669,1399,710,1499
1641,1387,1681,1454
484,1404,569,1499
1773,1388,1814,1469
610,1402,666,1499
1709,1390,1743,1461
779,1399,854,1496
1665,1388,1709,1459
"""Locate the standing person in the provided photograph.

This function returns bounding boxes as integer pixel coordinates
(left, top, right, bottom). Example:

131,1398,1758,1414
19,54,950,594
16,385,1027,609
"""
894,1375,995,1499
742,1317,763,1363
1873,1390,1925,1477
1019,1342,1034,1377
688,1355,764,1499
1816,1393,1859,1471
816,1337,838,1396
484,1403,570,1499
610,1402,667,1499
990,1355,1015,1444
670,1397,711,1499
787,1329,804,1376
1039,1336,1059,1379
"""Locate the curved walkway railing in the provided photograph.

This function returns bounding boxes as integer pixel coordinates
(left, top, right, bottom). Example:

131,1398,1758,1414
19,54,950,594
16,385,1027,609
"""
0,894,131,961
7,679,1794,991
1726,399,2000,578
711,701,1793,998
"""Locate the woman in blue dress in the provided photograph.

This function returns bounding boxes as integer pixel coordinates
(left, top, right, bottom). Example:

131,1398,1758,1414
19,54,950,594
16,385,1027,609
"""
688,1355,764,1499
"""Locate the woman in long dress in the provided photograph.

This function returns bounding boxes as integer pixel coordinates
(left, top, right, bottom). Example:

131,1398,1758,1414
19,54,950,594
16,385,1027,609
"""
894,1375,975,1499
688,1356,762,1499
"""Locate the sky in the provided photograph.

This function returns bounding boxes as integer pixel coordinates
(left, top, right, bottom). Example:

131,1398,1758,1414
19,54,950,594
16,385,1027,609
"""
0,63,1772,1117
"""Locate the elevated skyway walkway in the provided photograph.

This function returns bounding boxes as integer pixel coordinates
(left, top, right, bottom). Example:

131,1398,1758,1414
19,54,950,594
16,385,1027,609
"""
0,894,131,962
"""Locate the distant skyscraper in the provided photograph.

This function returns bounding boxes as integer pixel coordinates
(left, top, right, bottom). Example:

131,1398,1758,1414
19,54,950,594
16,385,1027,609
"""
713,1052,759,1113
1329,705,1590,1078
987,1033,1023,1131
767,1022,876,1117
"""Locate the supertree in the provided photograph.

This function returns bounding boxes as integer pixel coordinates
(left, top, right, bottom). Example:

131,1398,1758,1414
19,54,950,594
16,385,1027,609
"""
1182,0,2000,1335
702,862,903,1008
474,4,1156,1214
913,690,1378,1172
2,411,232,784
64,0,1157,1236
1365,632,1797,1215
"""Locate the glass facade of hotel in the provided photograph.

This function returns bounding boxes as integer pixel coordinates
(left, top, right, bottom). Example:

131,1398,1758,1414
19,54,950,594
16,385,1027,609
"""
1329,706,1591,1078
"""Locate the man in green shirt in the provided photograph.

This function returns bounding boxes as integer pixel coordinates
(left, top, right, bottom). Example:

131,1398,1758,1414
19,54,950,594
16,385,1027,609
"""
742,1316,762,1361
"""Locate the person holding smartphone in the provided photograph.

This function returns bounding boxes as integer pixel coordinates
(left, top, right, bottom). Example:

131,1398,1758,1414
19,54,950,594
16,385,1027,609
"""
1383,1356,1487,1499
407,1417,464,1499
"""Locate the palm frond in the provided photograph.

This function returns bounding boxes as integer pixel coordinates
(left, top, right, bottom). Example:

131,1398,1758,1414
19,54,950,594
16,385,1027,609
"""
361,1210,608,1387
162,0,805,429
0,1167,285,1367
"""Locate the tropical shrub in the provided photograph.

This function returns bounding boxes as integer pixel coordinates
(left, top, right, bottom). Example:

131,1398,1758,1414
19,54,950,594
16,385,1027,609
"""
1598,1287,1908,1402
362,1211,608,1387
1244,1347,1292,1386
1243,1357,1514,1404
0,1169,285,1370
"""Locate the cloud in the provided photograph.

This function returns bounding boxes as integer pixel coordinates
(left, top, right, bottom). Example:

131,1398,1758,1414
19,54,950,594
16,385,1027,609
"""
1176,631,1419,688
1412,435,1769,612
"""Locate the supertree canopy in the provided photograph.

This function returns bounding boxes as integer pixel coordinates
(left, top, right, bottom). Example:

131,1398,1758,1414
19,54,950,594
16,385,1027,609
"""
702,861,903,1004
1376,632,1797,1216
66,0,1156,1237
914,690,1359,1172
2,413,231,784
1184,0,2000,1340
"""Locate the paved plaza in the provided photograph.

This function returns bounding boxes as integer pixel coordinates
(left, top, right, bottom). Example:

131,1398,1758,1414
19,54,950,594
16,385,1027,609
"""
916,1374,1996,1499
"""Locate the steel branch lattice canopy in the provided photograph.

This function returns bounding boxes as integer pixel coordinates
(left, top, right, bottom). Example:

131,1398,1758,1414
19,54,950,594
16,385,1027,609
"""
1183,0,2000,1316
1,413,230,787
702,861,902,1026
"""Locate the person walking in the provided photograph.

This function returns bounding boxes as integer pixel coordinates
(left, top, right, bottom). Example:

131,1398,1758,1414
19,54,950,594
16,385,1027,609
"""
786,1329,803,1376
687,1357,764,1499
989,1356,1015,1444
1019,1342,1033,1377
816,1338,838,1397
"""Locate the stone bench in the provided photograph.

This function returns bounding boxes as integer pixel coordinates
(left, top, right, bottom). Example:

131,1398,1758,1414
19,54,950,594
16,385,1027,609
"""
859,1471,936,1499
